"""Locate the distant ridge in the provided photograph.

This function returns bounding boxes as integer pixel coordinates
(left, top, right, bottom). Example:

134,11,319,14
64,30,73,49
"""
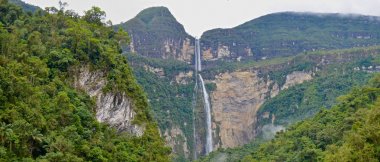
201,12,380,61
9,0,40,12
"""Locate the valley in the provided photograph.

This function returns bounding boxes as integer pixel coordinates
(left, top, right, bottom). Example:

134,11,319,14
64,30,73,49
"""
119,6,380,161
3,0,380,161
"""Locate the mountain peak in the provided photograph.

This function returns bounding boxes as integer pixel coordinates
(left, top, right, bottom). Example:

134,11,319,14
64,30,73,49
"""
116,6,194,61
134,6,175,24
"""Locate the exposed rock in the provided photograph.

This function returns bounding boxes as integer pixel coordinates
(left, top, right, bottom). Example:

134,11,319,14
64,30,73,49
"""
217,45,231,58
117,7,195,62
129,34,136,53
179,38,195,62
175,71,193,84
201,12,380,61
203,48,215,61
143,65,165,77
245,48,253,56
164,126,190,158
270,83,280,98
164,40,177,57
74,66,144,136
211,71,273,148
210,70,312,148
282,71,313,90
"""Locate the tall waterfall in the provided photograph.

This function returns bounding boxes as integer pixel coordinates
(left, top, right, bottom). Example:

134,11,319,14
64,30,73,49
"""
193,39,213,156
199,74,213,154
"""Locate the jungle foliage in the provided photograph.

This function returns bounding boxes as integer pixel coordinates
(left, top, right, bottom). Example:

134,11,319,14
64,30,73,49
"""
0,1,170,161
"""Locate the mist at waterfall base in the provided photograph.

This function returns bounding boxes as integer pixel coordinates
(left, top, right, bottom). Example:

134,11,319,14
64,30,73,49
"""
193,39,213,157
261,124,285,140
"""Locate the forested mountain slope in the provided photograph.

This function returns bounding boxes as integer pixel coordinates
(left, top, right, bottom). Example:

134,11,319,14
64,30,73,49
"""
116,7,195,62
0,1,170,161
201,12,380,61
9,0,39,12
246,74,380,161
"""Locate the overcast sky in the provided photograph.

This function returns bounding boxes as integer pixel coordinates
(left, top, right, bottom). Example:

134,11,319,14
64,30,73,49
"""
23,0,380,37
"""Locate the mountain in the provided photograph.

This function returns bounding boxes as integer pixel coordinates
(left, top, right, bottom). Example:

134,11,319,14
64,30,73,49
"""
116,7,195,62
116,7,380,161
201,12,380,61
8,0,40,12
0,1,169,161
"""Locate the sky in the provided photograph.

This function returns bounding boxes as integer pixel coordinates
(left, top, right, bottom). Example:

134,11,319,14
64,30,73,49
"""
23,0,380,37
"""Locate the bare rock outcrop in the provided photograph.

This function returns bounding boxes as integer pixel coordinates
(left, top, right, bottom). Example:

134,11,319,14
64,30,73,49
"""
210,70,312,148
74,66,144,136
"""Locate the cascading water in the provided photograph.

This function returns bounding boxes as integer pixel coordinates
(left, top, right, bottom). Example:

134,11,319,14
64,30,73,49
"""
199,74,213,154
193,39,213,156
196,39,201,71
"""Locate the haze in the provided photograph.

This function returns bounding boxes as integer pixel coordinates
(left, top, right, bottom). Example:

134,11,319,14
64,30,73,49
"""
24,0,380,37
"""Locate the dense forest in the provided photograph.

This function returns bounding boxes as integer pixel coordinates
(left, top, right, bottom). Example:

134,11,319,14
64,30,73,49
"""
245,74,380,161
0,0,170,161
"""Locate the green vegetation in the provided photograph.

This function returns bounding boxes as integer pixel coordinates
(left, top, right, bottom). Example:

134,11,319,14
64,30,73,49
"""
198,53,379,161
0,1,170,161
9,0,40,13
201,45,380,80
116,7,193,58
199,71,380,162
243,74,380,161
202,12,380,59
258,64,373,127
126,53,194,161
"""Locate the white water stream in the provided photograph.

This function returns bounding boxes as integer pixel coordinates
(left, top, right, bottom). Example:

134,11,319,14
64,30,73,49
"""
194,39,213,155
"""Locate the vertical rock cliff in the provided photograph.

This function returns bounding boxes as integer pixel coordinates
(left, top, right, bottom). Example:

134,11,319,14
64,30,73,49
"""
210,70,312,148
74,66,144,135
116,7,195,62
201,12,380,61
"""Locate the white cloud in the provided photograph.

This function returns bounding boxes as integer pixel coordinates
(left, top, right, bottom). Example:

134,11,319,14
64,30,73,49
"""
23,0,380,37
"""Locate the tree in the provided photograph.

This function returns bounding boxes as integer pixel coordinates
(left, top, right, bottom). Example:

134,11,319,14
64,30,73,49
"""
83,6,106,26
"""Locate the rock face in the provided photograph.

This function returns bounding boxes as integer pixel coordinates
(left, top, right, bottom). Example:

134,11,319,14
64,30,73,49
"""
74,66,144,136
163,126,190,158
175,71,193,84
143,65,165,77
201,12,380,61
282,71,313,90
210,70,312,148
117,7,195,62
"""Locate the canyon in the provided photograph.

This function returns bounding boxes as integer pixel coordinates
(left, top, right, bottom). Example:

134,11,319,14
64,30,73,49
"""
115,6,380,161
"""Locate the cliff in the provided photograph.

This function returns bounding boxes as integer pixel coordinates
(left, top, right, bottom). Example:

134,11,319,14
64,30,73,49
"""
210,70,311,148
201,12,380,61
116,7,195,62
74,66,144,135
206,47,380,149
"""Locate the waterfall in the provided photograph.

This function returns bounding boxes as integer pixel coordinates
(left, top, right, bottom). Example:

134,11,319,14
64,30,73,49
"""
193,38,213,156
196,39,201,71
199,74,213,154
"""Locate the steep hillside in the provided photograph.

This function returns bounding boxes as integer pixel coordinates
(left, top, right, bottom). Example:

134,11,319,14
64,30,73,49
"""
201,46,380,150
116,7,195,62
126,53,195,161
0,1,169,161
200,74,380,162
114,7,380,161
9,0,39,12
243,74,380,161
201,12,380,61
